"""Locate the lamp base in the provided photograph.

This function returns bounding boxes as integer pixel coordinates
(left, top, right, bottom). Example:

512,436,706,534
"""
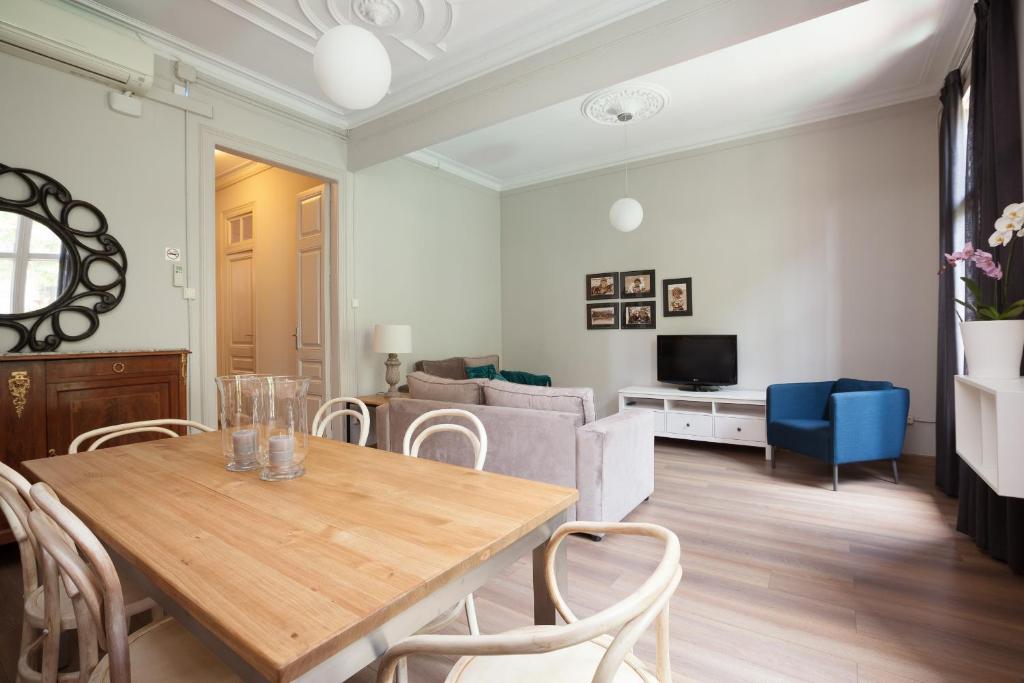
384,353,402,396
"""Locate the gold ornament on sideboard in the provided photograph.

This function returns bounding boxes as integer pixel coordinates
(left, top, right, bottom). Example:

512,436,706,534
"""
8,371,30,419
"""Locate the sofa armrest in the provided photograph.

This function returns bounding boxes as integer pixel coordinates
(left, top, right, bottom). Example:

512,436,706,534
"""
575,410,654,524
830,388,909,463
375,402,392,451
767,381,835,422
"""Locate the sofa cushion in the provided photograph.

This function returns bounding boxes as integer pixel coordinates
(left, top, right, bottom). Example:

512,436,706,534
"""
465,364,507,381
483,381,596,424
419,357,467,380
407,371,485,404
464,354,500,371
769,418,832,460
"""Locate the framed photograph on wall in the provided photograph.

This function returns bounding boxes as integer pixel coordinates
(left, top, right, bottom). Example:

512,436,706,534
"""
622,300,656,329
585,272,618,300
587,302,619,329
621,270,655,298
663,277,693,317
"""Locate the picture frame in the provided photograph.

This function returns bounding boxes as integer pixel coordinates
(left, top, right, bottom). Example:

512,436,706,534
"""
621,300,656,329
586,302,619,329
663,277,693,317
585,271,618,300
621,269,655,299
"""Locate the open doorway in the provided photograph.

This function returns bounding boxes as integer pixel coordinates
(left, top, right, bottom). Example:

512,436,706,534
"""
213,148,330,423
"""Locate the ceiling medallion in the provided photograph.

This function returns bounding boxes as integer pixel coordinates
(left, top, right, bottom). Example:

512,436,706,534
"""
353,0,402,28
581,83,670,126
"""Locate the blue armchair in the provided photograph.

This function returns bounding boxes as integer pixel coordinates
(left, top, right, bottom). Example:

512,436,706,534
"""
766,378,910,491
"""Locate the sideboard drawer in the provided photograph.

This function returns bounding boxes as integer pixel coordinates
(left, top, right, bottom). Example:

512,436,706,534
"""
666,412,713,437
46,354,182,381
714,415,766,442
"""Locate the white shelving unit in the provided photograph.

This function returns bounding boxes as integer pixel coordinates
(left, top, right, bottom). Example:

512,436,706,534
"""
954,375,1024,498
618,385,770,459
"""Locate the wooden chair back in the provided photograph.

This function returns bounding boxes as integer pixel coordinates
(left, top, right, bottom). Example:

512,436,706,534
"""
28,483,130,682
376,522,681,683
0,478,37,599
401,408,488,470
69,419,215,454
312,397,371,444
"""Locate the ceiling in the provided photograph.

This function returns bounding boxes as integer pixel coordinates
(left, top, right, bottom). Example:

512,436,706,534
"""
72,0,664,127
425,0,972,190
213,149,252,177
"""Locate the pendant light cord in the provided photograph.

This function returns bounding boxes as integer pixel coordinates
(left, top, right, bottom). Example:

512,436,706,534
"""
623,123,630,196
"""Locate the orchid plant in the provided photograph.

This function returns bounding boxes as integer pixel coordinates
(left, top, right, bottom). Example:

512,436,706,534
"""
943,201,1024,321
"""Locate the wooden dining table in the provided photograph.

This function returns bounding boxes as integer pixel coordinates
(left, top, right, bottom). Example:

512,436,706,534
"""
24,431,578,682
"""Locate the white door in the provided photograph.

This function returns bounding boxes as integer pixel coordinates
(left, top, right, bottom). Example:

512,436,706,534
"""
225,250,256,373
296,186,327,431
219,207,257,375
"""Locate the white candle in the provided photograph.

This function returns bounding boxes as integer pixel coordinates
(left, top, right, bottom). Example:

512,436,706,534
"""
232,429,257,464
268,434,294,468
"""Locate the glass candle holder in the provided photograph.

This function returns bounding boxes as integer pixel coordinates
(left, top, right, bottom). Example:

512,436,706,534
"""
215,374,264,472
257,376,310,481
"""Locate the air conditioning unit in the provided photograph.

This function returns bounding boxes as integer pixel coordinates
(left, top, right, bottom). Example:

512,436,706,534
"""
0,0,153,93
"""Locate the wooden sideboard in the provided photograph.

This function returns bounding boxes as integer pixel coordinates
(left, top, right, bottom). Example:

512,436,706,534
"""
0,350,188,543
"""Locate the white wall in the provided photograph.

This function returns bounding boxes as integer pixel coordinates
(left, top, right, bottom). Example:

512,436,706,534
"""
0,49,504,423
352,158,502,393
0,51,188,353
500,99,939,455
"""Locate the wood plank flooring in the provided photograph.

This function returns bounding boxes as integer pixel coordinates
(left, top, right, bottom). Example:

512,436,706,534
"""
2,440,1022,682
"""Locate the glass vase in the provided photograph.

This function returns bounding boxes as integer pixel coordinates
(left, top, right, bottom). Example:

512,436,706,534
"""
215,375,264,472
257,376,310,481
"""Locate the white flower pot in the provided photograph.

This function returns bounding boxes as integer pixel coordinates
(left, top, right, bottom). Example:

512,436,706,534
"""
961,320,1024,378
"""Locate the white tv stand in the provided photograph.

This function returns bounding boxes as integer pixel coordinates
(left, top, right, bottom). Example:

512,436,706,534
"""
618,385,770,459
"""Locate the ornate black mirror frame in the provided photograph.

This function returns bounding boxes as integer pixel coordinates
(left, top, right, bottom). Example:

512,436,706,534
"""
0,164,127,352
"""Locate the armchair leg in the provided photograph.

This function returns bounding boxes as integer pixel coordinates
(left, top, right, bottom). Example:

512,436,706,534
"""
832,465,838,492
892,460,900,485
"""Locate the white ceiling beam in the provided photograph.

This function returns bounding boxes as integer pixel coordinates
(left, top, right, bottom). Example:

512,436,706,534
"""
346,0,862,171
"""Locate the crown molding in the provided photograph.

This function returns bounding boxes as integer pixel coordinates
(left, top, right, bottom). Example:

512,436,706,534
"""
215,159,273,190
499,90,938,193
68,0,350,131
404,149,503,191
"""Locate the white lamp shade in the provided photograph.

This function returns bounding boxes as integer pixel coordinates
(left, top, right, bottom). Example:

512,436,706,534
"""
372,324,411,354
313,24,392,110
610,197,643,232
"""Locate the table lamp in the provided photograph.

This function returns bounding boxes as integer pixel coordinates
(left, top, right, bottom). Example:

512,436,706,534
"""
372,324,412,395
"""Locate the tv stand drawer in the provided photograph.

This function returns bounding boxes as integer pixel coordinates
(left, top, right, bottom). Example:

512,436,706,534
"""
666,413,713,437
714,415,766,442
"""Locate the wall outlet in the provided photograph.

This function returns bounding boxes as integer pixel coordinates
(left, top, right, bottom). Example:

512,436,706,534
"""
352,298,360,308
183,288,197,300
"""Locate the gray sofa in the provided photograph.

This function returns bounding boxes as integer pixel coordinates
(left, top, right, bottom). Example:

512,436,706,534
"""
375,372,654,524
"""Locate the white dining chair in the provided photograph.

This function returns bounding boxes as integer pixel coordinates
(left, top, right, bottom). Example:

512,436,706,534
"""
68,419,215,454
377,522,681,683
0,462,160,683
311,397,371,444
399,408,488,680
27,483,239,683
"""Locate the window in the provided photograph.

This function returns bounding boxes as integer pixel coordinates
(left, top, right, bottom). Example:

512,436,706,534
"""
0,212,64,314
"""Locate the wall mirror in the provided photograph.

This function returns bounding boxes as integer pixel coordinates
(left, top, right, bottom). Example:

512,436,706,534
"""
0,164,127,352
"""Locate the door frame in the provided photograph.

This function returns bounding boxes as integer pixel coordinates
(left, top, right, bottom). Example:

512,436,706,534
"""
189,125,354,427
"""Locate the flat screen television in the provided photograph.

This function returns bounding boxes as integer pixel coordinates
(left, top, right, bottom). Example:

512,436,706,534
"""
657,335,737,389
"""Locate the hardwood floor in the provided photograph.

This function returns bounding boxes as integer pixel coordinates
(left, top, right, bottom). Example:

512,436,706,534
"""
2,440,1022,682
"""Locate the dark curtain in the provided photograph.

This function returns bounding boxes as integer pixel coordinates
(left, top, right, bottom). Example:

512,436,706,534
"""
957,0,1024,573
936,70,963,497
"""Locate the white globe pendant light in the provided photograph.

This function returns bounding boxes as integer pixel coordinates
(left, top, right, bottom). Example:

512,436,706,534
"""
582,83,669,234
610,197,644,232
314,24,392,110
